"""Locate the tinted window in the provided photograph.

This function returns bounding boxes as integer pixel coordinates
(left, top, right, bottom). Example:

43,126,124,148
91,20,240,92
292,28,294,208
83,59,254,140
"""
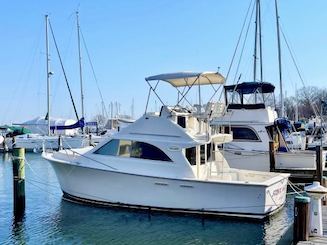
177,116,186,128
185,147,196,166
232,127,259,141
94,139,119,155
131,141,171,161
224,126,231,134
207,143,212,161
94,139,171,162
200,145,206,165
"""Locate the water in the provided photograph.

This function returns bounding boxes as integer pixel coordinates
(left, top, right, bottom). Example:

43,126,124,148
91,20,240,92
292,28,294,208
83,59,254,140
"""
0,153,294,244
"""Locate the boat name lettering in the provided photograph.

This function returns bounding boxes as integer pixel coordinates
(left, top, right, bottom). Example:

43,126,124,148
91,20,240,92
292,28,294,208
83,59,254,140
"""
272,186,286,196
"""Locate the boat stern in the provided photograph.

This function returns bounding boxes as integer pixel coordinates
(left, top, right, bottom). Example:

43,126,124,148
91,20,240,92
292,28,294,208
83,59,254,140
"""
263,173,289,214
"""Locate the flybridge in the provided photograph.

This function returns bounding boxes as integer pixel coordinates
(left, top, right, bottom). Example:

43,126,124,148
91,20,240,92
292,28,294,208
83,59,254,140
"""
224,81,276,110
144,71,227,142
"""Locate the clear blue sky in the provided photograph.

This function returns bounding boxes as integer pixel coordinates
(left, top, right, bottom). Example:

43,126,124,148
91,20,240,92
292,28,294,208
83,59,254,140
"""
1,0,326,124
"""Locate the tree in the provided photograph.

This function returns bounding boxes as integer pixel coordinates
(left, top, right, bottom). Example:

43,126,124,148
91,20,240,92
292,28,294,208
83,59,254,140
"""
284,86,327,120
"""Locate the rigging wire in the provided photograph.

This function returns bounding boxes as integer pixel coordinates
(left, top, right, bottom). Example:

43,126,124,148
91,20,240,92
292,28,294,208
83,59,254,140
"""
51,22,75,114
48,19,80,121
280,25,320,117
225,0,254,84
216,0,256,105
211,0,254,104
231,0,256,85
80,28,109,118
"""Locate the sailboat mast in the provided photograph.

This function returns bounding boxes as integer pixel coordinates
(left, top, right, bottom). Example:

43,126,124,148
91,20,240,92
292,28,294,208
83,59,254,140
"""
258,0,263,82
275,0,284,117
76,12,85,126
45,15,51,136
253,0,259,82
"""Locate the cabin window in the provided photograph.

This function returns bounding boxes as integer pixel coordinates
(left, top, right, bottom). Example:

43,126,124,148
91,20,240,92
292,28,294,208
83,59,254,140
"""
177,116,186,128
94,139,171,162
200,145,206,165
231,127,260,141
185,147,196,166
94,139,120,156
130,141,171,161
224,126,259,141
207,143,212,161
119,140,131,157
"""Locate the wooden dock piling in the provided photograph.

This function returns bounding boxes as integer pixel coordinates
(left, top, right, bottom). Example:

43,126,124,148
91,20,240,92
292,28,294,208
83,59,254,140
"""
269,141,276,172
294,196,310,243
12,147,25,219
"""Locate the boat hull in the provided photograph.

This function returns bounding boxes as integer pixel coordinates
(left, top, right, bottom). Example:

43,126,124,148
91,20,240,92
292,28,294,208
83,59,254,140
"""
47,157,288,219
222,149,326,172
5,135,102,151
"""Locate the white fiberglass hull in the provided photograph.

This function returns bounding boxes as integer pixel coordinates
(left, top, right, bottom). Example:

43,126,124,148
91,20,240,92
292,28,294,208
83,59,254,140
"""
222,149,326,172
5,135,103,151
44,153,288,219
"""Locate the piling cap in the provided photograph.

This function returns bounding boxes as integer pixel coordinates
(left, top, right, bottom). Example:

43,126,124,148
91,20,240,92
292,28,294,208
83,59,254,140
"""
304,181,327,194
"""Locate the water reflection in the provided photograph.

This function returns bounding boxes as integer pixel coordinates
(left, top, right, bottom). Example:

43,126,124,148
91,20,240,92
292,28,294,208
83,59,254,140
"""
2,152,10,162
11,216,27,245
49,199,286,244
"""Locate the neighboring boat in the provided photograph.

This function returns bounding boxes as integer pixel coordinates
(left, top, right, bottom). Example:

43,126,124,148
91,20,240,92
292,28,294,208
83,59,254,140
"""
8,15,94,152
210,0,326,172
2,117,104,152
6,133,90,152
211,82,326,172
43,71,289,219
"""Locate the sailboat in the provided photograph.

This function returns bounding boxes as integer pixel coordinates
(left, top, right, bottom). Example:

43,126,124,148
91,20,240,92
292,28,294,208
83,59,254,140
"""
43,71,289,219
5,15,94,152
211,0,326,172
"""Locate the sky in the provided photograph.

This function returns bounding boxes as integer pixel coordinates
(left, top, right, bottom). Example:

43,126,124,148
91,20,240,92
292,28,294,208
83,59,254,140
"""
0,0,326,124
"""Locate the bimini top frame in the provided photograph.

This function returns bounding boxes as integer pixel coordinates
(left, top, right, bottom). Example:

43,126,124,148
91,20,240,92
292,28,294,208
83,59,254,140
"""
224,81,276,110
144,71,225,114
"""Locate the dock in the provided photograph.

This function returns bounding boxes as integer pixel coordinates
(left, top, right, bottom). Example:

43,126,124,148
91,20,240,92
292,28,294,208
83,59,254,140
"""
280,204,327,244
298,237,327,244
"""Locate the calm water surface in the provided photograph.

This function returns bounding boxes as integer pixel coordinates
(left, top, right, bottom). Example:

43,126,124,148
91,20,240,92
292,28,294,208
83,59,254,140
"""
0,153,293,244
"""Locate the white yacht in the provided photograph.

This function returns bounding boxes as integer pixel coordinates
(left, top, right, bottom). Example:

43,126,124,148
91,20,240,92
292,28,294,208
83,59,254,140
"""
211,82,326,172
43,72,289,219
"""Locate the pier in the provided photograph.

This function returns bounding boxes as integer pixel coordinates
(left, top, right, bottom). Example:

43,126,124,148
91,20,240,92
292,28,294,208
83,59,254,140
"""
297,205,327,244
270,143,327,184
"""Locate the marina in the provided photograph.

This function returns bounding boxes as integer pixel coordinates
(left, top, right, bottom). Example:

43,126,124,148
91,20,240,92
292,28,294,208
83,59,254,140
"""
1,0,327,244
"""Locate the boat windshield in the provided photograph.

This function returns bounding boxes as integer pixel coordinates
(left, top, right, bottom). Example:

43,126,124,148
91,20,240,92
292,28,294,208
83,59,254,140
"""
224,82,275,110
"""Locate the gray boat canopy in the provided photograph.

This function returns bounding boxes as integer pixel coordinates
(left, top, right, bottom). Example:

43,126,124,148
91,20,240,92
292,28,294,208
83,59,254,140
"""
145,71,225,87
